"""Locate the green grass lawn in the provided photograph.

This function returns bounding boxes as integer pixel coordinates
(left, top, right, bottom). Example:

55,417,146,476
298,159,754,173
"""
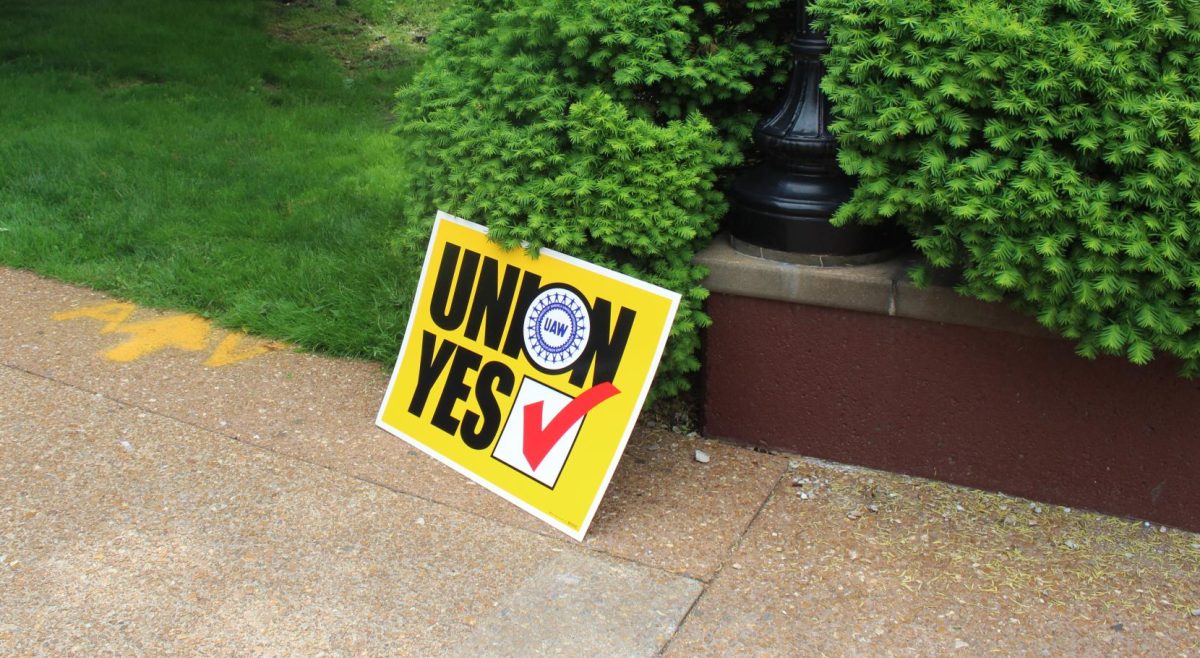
0,0,445,361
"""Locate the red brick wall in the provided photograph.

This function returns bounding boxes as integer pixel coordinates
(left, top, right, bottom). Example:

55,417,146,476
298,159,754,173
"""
703,293,1200,531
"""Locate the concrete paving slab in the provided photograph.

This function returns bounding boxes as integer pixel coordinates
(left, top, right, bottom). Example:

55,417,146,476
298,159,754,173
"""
0,364,702,656
446,551,702,657
0,267,784,579
587,429,785,579
665,458,1200,656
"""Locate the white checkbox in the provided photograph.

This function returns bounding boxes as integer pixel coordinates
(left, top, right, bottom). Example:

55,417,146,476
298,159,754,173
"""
492,377,584,488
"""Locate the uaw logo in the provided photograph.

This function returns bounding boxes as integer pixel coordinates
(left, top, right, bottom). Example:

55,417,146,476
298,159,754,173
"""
523,286,590,372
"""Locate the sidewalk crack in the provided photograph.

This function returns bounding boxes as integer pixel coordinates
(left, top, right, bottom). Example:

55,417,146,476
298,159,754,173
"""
656,457,789,656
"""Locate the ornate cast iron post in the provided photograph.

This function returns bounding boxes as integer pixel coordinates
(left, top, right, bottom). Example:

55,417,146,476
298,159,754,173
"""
727,0,895,263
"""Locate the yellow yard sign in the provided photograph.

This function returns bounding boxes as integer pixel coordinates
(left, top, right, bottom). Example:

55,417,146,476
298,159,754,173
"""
376,212,679,540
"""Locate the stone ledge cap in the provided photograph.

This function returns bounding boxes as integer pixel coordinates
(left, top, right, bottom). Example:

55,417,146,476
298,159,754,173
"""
696,234,1049,338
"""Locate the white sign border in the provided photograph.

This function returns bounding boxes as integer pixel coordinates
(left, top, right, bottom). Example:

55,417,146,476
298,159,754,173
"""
375,210,681,541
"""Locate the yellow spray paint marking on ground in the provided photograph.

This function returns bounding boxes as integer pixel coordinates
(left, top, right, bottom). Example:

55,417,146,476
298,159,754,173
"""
204,334,287,367
102,315,212,362
53,302,287,367
52,302,136,334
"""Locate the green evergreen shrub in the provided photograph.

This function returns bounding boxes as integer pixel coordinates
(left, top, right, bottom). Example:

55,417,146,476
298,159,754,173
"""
393,0,788,397
811,0,1200,372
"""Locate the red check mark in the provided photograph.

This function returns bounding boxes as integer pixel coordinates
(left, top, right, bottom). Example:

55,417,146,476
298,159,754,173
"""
522,382,620,471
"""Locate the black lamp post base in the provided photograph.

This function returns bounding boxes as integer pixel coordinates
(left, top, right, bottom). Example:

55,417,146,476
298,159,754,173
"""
727,164,900,263
724,0,902,261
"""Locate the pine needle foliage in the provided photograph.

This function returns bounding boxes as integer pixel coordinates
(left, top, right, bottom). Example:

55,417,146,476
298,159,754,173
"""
393,0,788,397
811,0,1200,372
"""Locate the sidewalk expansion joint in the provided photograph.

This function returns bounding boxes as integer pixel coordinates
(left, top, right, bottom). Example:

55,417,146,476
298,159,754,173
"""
656,458,789,656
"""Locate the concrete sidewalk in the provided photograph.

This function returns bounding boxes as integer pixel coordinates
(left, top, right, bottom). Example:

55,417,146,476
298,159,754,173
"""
1,266,1197,656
